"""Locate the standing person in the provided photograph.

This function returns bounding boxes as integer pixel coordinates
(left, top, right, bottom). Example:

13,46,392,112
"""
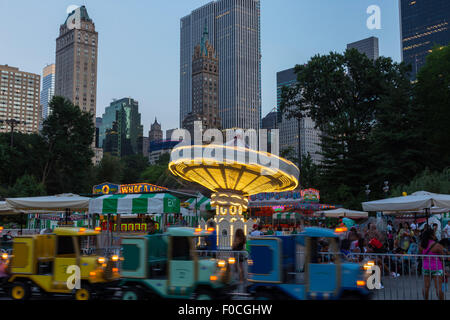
420,229,445,300
205,221,217,251
442,220,450,248
232,229,247,285
432,223,441,242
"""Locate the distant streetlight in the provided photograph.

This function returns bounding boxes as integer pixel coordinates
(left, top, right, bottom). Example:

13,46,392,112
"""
0,118,27,147
365,184,371,201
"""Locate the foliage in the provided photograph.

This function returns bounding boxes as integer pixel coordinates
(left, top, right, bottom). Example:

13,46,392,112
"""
414,45,450,170
391,167,450,196
279,48,442,209
41,96,95,194
94,153,124,185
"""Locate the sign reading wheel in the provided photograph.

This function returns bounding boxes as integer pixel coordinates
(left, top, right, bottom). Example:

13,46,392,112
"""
93,182,168,195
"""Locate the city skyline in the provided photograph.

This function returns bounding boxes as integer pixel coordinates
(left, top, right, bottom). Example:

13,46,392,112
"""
0,0,402,134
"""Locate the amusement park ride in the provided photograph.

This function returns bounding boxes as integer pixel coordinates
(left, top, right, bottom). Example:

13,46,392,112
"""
169,137,300,247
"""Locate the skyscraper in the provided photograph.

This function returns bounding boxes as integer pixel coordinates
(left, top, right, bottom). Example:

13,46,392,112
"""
347,36,379,60
183,23,221,138
149,118,163,143
400,0,450,80
180,0,261,130
40,64,55,120
276,68,322,165
55,6,98,115
99,98,143,157
0,64,41,134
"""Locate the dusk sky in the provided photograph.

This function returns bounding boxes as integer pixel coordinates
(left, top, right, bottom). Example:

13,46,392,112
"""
0,0,401,134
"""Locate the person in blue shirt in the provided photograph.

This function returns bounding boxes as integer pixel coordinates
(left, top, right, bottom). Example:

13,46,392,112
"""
205,221,217,251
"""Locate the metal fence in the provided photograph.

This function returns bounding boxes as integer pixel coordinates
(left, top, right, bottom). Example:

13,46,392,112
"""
343,252,449,300
194,249,449,300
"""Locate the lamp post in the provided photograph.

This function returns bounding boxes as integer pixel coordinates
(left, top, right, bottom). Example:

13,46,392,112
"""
383,181,389,198
0,118,27,148
365,185,371,202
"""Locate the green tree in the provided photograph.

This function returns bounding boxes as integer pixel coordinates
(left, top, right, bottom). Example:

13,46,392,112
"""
41,96,95,194
6,174,46,198
414,44,450,169
391,167,450,196
279,49,425,207
300,153,319,188
94,153,124,184
121,154,149,184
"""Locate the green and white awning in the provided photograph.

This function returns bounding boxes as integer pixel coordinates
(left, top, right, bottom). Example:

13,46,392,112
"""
272,212,302,220
89,193,180,215
185,195,213,211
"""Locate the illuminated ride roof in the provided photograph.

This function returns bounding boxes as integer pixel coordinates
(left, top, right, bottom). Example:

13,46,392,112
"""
168,144,299,196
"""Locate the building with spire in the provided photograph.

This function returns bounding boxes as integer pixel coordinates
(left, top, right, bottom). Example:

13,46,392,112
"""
149,118,163,143
55,6,98,115
180,0,261,130
182,22,221,139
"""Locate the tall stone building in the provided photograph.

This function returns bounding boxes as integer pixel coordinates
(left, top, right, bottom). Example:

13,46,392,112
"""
149,118,163,143
180,0,261,130
182,24,221,138
276,68,322,165
55,6,98,115
0,64,41,134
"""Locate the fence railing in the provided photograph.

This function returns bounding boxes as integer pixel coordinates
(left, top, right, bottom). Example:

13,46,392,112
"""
342,252,449,300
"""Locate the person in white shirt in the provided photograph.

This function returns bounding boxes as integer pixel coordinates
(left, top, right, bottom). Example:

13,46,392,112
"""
250,225,263,236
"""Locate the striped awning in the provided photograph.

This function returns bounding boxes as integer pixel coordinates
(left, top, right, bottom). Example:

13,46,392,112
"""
185,195,212,211
272,212,302,220
88,193,180,215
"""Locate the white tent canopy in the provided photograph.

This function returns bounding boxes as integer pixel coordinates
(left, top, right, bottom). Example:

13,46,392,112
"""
6,193,90,212
362,191,450,212
315,208,368,218
0,201,22,215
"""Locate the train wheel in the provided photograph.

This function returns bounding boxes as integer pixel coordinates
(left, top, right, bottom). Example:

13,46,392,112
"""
75,287,92,300
122,288,142,300
10,282,31,300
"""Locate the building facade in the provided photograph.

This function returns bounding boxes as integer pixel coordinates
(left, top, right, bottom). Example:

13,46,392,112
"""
261,110,278,130
400,0,450,80
166,128,177,141
183,24,221,138
99,98,143,157
347,36,379,60
40,64,56,121
148,140,180,164
55,6,98,115
149,118,163,143
276,68,322,165
0,65,41,134
180,0,261,130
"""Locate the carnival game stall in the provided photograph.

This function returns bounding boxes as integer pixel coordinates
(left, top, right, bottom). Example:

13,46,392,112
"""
249,189,336,227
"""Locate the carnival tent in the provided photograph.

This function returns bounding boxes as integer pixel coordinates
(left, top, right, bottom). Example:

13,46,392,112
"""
272,212,302,220
6,193,90,212
315,208,368,219
362,191,450,212
0,201,20,215
88,193,180,215
185,193,212,211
